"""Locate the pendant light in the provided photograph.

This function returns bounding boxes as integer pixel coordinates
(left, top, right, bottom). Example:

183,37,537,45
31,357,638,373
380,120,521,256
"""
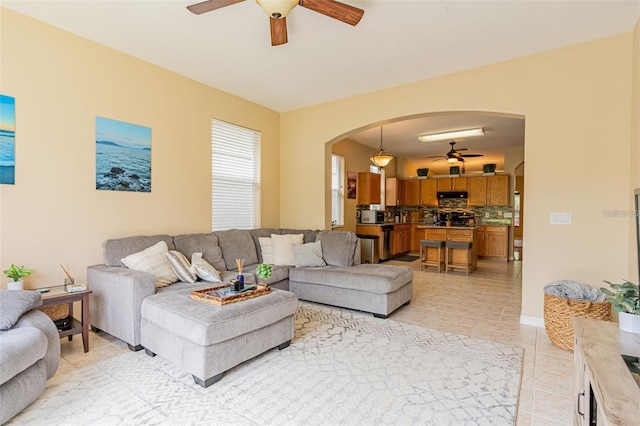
370,126,393,170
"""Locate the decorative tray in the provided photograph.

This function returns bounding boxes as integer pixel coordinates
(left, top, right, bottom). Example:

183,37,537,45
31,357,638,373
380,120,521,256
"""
191,283,271,306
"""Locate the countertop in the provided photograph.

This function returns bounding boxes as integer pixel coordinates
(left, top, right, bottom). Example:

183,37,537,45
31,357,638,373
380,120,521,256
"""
357,222,509,228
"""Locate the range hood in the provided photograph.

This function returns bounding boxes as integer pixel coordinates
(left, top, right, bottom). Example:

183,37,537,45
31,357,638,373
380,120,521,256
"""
437,191,468,199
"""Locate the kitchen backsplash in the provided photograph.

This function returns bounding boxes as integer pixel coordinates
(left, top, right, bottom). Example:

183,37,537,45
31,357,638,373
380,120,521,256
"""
358,198,513,224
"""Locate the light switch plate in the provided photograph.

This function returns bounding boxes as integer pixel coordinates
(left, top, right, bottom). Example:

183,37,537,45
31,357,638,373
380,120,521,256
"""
550,212,572,225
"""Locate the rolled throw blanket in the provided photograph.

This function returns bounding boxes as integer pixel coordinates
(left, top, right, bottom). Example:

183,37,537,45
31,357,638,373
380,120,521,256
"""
543,280,607,302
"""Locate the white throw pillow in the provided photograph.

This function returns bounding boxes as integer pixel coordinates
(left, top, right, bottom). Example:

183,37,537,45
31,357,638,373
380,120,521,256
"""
271,233,303,265
259,237,275,264
121,241,178,288
293,241,327,268
165,250,197,283
191,252,222,282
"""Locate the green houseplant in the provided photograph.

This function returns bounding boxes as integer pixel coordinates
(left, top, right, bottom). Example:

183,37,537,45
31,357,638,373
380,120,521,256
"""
3,264,35,290
601,280,640,333
256,263,272,286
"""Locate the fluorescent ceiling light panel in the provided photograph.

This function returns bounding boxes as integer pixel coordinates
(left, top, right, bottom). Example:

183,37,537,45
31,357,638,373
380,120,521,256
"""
418,128,484,143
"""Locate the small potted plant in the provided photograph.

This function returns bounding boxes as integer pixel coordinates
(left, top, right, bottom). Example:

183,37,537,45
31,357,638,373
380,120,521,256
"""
256,263,272,288
601,280,640,333
3,264,35,290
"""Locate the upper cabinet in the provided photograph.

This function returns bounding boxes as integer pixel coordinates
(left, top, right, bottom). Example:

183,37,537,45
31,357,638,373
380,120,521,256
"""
437,177,468,191
468,176,488,206
385,177,405,206
468,175,509,206
357,172,381,205
487,175,510,206
404,179,437,206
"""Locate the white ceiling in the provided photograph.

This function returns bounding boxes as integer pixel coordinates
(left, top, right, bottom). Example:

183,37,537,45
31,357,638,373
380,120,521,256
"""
4,0,639,173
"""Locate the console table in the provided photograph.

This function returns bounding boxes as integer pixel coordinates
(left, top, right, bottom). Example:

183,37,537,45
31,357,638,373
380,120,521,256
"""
572,317,640,425
41,286,92,353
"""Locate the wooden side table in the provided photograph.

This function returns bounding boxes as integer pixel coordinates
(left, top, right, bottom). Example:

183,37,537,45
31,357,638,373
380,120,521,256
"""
41,286,92,353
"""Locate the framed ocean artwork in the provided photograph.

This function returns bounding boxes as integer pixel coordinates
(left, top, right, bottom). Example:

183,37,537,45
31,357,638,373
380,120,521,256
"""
0,94,16,185
95,116,151,192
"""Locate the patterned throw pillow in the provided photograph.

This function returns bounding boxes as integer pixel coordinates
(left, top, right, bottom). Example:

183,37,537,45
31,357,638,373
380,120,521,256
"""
293,241,327,268
271,233,304,265
121,241,179,288
165,250,197,283
258,237,275,264
191,252,222,282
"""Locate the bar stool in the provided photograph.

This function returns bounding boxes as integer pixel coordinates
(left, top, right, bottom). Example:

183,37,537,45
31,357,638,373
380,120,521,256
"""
419,240,445,272
445,241,473,275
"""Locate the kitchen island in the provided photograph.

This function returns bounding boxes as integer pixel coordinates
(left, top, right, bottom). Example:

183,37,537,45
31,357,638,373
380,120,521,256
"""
414,225,479,272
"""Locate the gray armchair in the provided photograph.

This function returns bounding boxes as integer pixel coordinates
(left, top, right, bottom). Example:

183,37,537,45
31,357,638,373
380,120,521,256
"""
0,290,60,424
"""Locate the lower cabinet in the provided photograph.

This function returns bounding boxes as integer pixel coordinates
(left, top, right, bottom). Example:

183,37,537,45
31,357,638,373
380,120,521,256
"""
391,224,411,256
477,225,508,260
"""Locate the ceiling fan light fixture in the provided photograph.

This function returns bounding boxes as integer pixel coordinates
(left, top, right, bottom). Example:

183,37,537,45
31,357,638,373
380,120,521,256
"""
418,128,484,143
447,157,458,164
256,0,298,18
370,126,393,169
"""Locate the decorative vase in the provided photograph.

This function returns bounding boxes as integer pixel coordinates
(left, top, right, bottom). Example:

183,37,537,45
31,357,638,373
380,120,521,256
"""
7,280,24,290
618,312,640,334
417,168,429,177
236,274,244,289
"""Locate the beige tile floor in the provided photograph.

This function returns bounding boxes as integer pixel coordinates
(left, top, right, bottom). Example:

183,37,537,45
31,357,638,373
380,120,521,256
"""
54,258,574,425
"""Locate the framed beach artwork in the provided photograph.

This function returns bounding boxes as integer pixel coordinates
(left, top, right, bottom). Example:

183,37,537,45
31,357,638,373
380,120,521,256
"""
0,94,16,185
95,116,151,192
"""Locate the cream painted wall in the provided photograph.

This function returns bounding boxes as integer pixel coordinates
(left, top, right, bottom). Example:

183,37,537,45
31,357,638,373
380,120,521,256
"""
0,9,280,288
630,20,640,282
331,138,376,233
280,33,635,319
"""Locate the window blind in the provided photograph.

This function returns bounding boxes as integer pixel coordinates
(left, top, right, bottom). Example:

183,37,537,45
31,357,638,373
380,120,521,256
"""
331,154,344,226
212,119,261,231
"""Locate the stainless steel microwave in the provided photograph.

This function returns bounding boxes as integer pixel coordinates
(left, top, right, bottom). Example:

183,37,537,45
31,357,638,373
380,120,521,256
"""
361,210,385,224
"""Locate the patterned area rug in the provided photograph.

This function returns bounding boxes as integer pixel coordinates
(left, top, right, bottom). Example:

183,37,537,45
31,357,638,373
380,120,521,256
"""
12,303,523,425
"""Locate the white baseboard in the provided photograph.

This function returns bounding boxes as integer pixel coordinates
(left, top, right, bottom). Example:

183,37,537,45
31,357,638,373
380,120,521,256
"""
520,315,545,328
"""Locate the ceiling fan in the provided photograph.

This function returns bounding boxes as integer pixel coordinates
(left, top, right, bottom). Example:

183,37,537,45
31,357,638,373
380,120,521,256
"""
186,0,365,46
427,141,484,163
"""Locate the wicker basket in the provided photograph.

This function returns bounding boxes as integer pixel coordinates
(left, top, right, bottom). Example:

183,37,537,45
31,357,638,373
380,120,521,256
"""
543,293,612,351
38,303,70,321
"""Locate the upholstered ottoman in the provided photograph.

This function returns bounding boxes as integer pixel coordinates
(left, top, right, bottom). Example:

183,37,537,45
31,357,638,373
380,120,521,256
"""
140,287,298,387
289,264,413,318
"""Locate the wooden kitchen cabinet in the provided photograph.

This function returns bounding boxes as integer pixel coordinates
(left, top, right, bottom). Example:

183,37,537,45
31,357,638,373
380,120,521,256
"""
411,225,424,252
477,225,508,260
437,177,468,191
403,179,437,206
392,224,411,256
420,179,438,206
385,177,405,206
357,172,381,205
487,175,509,206
467,176,487,206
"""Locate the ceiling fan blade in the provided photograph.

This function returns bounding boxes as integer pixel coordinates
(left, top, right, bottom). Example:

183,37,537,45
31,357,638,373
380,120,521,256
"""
299,0,364,26
187,0,245,15
270,16,288,46
460,154,484,158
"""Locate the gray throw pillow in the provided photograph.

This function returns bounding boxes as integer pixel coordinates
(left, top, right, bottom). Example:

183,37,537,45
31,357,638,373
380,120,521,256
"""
0,290,42,330
293,241,327,267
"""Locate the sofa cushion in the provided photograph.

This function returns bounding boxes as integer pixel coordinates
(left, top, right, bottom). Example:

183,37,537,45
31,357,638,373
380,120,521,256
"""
191,253,222,283
173,233,227,272
258,237,275,264
0,327,48,385
249,229,282,263
0,290,42,330
280,229,319,243
244,264,290,285
293,241,326,268
165,251,197,283
315,231,359,267
216,230,259,271
121,241,179,288
271,234,303,265
290,264,413,294
103,235,175,267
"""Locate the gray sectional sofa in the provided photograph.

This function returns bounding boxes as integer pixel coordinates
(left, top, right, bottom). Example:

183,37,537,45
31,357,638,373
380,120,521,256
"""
87,228,413,351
